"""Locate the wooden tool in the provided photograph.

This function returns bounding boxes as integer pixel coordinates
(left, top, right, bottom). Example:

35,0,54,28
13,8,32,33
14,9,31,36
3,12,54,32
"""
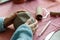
50,12,60,17
38,21,51,37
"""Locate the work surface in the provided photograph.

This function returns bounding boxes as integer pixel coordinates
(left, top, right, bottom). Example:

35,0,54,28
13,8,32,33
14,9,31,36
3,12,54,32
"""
0,0,60,40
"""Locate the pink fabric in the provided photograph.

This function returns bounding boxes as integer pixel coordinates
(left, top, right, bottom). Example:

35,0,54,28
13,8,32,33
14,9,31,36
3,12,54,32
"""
0,0,60,40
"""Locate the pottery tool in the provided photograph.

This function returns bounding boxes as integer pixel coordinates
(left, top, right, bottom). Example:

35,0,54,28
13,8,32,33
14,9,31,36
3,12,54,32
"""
50,12,60,17
38,21,51,37
13,11,35,29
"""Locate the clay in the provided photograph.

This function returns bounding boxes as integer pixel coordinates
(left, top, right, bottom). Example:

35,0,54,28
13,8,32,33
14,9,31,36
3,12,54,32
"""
13,11,35,29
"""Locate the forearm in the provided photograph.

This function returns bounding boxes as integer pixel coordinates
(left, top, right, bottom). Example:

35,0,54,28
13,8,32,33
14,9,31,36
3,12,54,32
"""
11,24,33,40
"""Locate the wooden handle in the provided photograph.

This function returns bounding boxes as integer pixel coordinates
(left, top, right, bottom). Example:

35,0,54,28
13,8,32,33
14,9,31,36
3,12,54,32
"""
50,12,60,17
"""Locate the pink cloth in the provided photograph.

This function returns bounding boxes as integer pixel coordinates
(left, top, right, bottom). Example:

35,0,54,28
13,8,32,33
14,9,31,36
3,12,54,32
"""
0,0,60,40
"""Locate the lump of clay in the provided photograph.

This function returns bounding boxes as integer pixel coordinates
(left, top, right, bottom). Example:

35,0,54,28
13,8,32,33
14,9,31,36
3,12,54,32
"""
13,11,35,29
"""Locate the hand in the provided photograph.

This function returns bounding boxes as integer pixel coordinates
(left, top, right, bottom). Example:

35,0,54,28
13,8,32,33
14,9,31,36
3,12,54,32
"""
25,19,38,33
4,13,17,28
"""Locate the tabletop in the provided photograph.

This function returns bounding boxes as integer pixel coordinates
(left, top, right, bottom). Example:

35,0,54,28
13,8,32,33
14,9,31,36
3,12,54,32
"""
0,0,60,40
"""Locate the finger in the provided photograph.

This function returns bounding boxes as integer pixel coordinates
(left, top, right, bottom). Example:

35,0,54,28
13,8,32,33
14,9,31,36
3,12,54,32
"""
32,24,38,31
25,19,31,25
29,20,38,28
32,26,38,34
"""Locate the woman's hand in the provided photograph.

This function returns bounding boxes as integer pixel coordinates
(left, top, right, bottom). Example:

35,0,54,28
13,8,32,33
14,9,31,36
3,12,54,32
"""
25,19,38,33
4,13,17,28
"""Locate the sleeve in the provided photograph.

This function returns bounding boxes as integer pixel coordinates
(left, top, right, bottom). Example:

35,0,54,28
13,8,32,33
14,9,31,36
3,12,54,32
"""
0,17,5,32
11,24,33,40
